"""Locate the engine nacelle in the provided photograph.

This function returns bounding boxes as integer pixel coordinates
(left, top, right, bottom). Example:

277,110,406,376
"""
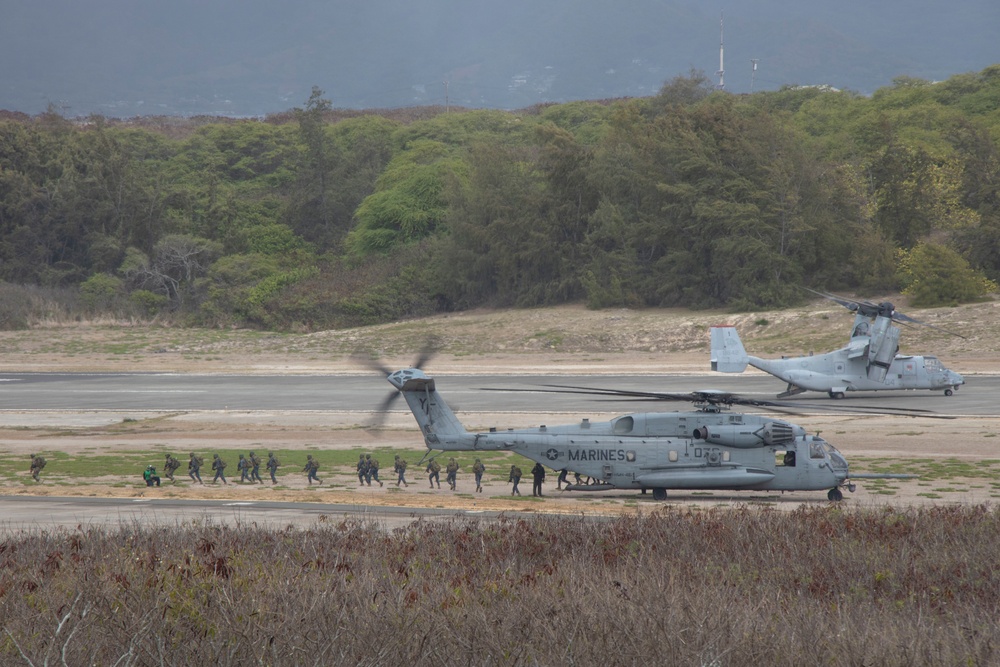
693,421,796,448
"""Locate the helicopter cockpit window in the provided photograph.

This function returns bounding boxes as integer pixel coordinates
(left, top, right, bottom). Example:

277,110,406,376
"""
924,356,942,372
810,441,826,459
612,416,634,435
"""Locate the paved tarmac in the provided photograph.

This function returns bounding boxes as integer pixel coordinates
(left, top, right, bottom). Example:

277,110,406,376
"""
0,372,993,415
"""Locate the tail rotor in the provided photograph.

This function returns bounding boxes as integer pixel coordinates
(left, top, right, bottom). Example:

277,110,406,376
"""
356,336,441,430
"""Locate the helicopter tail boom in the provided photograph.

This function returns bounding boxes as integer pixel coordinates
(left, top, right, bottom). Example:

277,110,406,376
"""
710,326,750,373
388,368,478,451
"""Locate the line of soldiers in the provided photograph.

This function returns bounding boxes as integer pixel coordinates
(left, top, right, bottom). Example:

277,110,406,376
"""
423,457,488,492
183,451,283,485
30,450,562,496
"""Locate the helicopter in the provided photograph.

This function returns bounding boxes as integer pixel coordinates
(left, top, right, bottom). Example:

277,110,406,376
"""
380,365,921,502
710,289,966,399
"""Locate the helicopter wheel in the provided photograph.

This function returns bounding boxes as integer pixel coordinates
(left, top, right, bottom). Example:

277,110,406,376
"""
828,391,846,399
827,487,844,502
945,389,953,396
652,488,668,501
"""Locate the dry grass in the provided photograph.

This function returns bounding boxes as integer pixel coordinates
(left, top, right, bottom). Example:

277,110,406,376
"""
1,506,998,666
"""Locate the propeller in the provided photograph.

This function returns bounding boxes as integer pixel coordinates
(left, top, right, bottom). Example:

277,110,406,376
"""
481,383,954,419
802,287,966,339
356,336,441,430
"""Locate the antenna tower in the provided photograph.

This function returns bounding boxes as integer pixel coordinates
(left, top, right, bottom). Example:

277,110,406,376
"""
750,59,759,93
716,12,725,90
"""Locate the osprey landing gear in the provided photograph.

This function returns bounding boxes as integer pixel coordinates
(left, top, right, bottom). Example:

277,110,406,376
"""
652,488,668,501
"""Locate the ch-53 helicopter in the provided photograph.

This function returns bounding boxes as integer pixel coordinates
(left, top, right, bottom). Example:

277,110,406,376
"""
710,289,966,399
377,361,924,502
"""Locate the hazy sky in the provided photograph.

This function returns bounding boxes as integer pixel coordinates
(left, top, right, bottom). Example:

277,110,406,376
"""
1,0,996,116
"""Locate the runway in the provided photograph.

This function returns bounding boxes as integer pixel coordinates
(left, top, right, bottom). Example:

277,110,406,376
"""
1,371,994,415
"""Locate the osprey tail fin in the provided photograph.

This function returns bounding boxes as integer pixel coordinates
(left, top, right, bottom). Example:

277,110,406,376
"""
710,326,750,373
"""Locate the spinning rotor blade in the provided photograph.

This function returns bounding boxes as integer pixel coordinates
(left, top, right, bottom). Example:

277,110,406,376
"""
359,336,442,430
484,383,951,419
802,287,965,339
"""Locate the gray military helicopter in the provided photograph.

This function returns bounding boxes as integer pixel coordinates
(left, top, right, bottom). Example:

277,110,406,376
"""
378,365,923,502
711,289,965,399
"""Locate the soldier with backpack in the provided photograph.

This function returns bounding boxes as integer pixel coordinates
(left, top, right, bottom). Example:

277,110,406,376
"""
304,455,322,485
367,454,383,487
357,454,369,486
473,458,486,493
212,454,228,485
188,453,204,484
446,457,459,491
426,458,441,488
163,454,181,482
249,451,263,483
266,452,280,484
394,455,408,487
29,453,46,482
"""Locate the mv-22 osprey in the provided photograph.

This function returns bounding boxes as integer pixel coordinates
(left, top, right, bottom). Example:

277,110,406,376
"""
711,290,965,399
381,366,920,501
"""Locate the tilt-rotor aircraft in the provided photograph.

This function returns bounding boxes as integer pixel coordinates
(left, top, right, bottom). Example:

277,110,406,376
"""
381,366,923,502
711,290,965,399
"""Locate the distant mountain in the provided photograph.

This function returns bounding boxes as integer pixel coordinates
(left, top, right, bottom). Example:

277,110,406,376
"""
2,0,996,117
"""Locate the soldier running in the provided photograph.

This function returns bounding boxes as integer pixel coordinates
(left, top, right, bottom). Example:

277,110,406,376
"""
266,452,280,484
304,455,322,485
237,454,251,483
29,453,46,482
249,451,263,483
472,458,485,493
426,458,441,488
188,453,204,484
163,454,181,482
367,455,383,487
357,454,369,486
446,457,459,491
212,454,228,485
394,455,408,487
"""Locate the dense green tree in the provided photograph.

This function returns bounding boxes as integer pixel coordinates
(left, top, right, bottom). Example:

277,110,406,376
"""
897,242,997,306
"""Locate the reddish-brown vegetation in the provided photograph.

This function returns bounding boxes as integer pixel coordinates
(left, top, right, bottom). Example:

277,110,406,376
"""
1,505,997,665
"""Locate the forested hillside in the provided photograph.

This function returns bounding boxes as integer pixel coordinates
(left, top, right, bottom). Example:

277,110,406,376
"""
2,68,999,331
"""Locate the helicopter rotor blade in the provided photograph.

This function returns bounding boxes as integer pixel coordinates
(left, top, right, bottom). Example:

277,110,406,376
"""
483,383,952,419
887,311,966,338
801,287,868,314
362,336,443,431
802,287,965,339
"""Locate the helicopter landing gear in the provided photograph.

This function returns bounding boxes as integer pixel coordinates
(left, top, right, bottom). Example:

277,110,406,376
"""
652,488,668,501
827,487,844,502
828,391,846,399
945,387,956,396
